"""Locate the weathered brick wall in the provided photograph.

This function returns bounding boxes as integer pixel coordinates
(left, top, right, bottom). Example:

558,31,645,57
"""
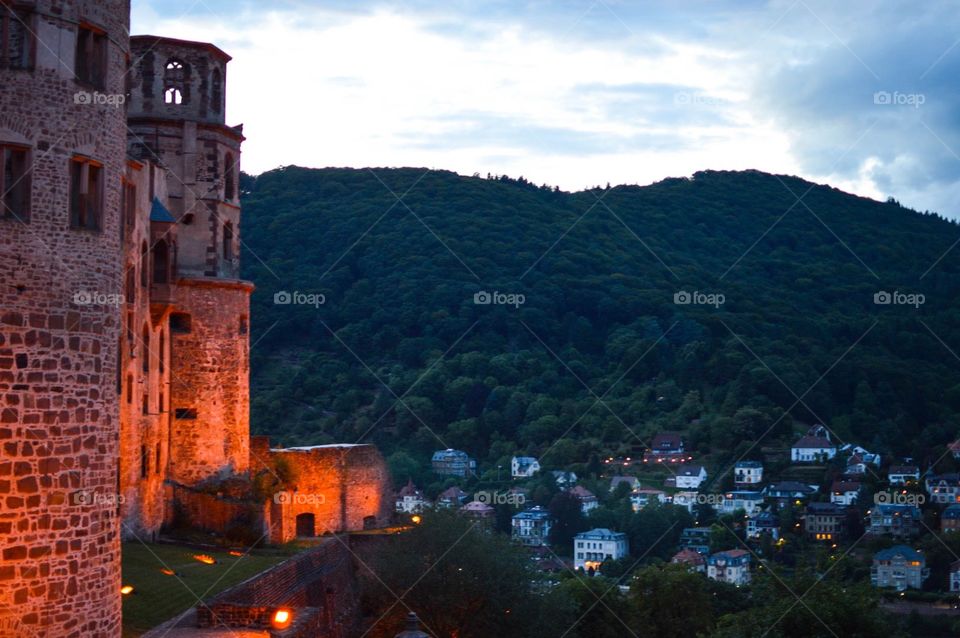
0,2,130,636
168,278,252,485
267,445,393,543
166,483,263,536
196,539,359,638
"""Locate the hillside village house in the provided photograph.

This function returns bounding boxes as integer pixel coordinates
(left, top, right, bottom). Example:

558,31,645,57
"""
436,486,469,508
676,465,708,489
551,470,578,488
830,480,862,506
791,434,837,463
643,431,691,464
679,527,712,554
842,445,881,475
395,480,428,514
888,465,921,485
511,456,540,478
672,491,699,513
765,481,818,504
925,473,960,504
461,501,495,529
512,506,553,547
871,546,928,591
869,504,922,538
942,504,960,532
720,491,765,516
432,449,477,477
568,486,600,514
949,439,960,460
734,461,764,485
747,511,781,540
804,502,847,542
574,528,629,573
707,550,752,586
671,548,706,573
631,488,667,511
951,561,960,592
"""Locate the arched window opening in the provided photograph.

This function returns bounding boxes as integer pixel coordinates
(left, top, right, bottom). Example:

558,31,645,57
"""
164,87,183,105
165,59,184,70
153,239,169,284
222,221,233,262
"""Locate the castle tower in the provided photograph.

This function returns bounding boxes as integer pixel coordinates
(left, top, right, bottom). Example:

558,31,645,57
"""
126,37,252,488
0,1,129,635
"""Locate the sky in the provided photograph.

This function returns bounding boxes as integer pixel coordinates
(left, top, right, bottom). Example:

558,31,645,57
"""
131,0,960,217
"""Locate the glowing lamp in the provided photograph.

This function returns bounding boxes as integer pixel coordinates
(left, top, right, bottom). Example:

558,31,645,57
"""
272,609,293,629
120,585,135,595
411,515,422,525
160,568,175,576
193,554,217,565
228,550,244,557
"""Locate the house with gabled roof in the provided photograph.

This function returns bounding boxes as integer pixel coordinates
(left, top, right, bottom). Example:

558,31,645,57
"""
888,465,920,485
707,550,751,585
791,432,837,463
871,545,928,591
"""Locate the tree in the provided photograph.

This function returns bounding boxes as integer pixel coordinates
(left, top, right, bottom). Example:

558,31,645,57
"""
548,491,588,549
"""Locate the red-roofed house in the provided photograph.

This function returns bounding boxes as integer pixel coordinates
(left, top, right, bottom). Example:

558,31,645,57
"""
791,435,837,463
671,548,706,573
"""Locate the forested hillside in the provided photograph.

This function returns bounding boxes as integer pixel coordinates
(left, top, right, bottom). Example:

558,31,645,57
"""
240,167,960,485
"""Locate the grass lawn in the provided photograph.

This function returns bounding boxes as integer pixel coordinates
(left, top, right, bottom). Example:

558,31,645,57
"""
121,542,292,637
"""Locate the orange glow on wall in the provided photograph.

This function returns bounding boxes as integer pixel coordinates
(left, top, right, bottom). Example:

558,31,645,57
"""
272,609,292,629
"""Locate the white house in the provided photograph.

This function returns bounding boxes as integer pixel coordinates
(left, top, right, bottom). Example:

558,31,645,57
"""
511,507,553,547
511,456,541,478
551,470,578,488
888,465,920,485
707,550,751,586
791,434,837,463
746,511,780,540
720,491,764,516
574,528,629,573
830,480,861,506
734,461,763,485
395,479,428,514
676,465,708,489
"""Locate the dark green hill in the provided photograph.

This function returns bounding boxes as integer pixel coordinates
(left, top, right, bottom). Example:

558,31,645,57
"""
239,166,960,480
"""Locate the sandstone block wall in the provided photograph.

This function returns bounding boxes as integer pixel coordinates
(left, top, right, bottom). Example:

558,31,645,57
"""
0,2,130,636
265,444,393,543
168,278,252,485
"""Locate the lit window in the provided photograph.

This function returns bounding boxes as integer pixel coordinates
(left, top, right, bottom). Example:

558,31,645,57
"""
164,87,183,105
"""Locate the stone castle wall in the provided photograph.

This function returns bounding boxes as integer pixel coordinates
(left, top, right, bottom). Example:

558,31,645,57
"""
0,1,130,636
168,278,252,485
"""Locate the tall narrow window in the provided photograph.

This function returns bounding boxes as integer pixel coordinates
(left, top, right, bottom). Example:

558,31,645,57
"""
164,87,182,105
142,325,150,375
0,144,29,221
222,221,233,262
224,153,235,201
126,375,133,403
69,157,102,230
123,180,136,232
75,24,106,89
153,239,169,284
211,67,222,114
140,445,149,478
155,443,161,474
158,331,165,374
125,267,136,304
1,5,34,70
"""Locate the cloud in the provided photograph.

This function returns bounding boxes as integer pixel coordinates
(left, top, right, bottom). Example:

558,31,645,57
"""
131,0,960,216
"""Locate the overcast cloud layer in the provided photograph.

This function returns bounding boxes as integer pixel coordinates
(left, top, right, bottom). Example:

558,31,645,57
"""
132,0,960,217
